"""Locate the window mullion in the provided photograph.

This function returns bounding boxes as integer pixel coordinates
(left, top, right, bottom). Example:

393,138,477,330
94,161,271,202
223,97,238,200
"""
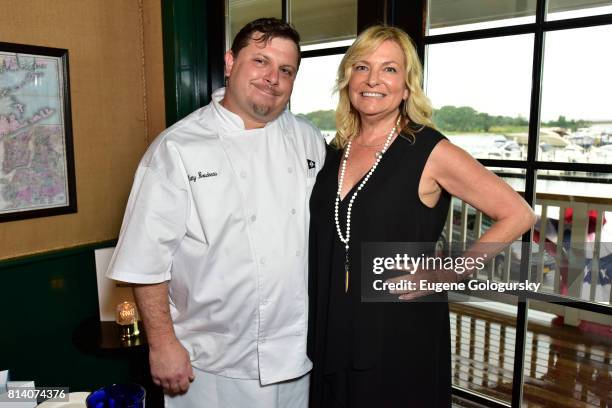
511,3,547,406
282,0,289,23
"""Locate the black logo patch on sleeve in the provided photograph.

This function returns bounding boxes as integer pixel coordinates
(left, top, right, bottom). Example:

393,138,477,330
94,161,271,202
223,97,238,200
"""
307,159,316,177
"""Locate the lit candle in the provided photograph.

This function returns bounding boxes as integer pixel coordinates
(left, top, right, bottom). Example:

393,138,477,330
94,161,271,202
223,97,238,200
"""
116,301,137,325
116,301,139,340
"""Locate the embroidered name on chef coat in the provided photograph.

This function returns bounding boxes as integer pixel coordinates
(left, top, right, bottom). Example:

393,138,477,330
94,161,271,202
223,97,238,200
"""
188,170,219,183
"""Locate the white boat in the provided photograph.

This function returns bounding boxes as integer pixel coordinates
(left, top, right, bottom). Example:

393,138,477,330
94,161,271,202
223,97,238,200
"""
587,144,612,164
487,140,524,160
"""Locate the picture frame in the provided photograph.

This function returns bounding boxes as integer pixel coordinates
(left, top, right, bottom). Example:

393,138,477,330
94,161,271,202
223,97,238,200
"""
0,42,76,222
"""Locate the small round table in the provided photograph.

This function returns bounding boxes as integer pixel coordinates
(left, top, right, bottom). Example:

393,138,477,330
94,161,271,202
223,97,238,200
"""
72,316,164,407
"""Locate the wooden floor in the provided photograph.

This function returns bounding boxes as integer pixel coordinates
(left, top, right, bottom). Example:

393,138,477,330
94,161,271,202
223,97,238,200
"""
450,304,612,407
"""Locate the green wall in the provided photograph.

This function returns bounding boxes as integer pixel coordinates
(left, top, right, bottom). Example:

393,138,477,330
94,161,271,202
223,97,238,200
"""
0,242,130,391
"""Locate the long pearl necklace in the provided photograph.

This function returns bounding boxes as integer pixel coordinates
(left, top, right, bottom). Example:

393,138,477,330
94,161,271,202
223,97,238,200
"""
335,116,401,293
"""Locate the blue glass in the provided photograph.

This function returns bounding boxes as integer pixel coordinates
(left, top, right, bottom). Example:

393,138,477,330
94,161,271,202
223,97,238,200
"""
86,383,145,408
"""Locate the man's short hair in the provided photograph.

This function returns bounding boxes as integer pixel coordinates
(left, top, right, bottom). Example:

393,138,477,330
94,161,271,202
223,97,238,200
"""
231,18,301,66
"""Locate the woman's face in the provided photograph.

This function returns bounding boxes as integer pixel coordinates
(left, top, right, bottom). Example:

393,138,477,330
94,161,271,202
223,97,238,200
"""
348,40,409,121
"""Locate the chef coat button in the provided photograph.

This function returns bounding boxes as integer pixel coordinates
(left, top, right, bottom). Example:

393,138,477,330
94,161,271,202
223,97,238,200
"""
291,208,296,215
260,257,266,265
287,167,293,173
250,214,257,222
260,337,266,344
261,299,268,306
296,250,301,257
240,171,247,178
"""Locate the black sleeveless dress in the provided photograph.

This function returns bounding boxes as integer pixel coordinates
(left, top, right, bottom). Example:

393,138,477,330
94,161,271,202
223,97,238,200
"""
308,127,452,408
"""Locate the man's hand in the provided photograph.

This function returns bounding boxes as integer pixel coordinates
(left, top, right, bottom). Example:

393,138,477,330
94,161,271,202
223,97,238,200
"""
150,339,195,395
131,282,195,395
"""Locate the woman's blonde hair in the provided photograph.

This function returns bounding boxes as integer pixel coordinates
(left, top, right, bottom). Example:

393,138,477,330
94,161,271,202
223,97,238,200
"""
333,25,435,148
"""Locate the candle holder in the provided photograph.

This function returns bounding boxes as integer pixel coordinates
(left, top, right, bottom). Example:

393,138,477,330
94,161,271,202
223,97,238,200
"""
115,301,140,340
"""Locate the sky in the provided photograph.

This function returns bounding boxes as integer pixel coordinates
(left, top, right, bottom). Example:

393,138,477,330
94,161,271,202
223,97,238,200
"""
290,6,612,122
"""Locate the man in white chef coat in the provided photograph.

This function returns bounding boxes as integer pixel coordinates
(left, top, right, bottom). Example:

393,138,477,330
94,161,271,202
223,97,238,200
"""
107,18,325,407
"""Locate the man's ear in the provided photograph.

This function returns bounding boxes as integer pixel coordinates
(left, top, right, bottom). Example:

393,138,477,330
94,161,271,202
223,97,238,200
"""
224,51,235,78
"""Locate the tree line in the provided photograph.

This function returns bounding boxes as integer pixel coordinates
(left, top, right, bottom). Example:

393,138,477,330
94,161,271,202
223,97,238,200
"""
299,106,590,132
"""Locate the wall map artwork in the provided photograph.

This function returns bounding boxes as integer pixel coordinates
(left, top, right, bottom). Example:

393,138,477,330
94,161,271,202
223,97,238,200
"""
0,42,76,222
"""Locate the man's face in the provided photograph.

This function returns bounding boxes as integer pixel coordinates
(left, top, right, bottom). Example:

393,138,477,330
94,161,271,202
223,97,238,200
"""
222,34,299,129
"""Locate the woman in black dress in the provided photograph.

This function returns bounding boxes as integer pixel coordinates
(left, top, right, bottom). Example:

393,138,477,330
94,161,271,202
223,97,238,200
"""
307,25,535,407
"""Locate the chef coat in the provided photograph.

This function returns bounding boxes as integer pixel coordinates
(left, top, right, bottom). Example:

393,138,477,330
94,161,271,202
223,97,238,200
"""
107,88,326,385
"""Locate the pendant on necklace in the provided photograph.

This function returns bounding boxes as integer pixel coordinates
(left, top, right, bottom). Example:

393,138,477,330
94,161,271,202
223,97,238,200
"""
335,116,401,296
344,251,350,293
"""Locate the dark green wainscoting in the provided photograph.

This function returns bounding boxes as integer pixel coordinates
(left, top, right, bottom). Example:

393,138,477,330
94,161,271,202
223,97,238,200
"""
0,241,131,391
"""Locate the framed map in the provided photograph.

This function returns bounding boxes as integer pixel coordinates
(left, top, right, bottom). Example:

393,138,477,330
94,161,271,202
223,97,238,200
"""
0,42,76,222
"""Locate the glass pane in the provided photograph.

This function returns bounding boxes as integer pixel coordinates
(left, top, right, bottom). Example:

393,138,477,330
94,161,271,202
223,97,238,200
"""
443,170,526,241
539,26,612,164
427,0,536,35
450,301,518,404
547,0,612,21
495,168,527,193
440,182,528,287
301,39,354,52
290,0,357,45
227,0,282,43
535,171,612,304
426,35,533,160
291,54,344,142
442,171,526,284
524,300,612,406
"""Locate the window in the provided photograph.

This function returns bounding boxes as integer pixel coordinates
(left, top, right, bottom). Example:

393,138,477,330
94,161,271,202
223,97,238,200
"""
291,53,345,142
227,0,282,44
290,0,356,45
288,0,357,138
426,35,534,161
227,0,357,141
427,0,536,35
540,25,612,163
425,0,612,405
524,301,612,407
227,0,356,46
547,0,612,20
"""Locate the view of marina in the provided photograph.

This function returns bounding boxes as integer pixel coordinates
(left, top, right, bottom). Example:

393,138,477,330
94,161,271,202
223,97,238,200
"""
311,118,612,179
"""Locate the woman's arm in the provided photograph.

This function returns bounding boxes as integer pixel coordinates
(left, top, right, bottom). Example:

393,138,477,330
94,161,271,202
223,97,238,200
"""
388,139,536,299
424,139,536,244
